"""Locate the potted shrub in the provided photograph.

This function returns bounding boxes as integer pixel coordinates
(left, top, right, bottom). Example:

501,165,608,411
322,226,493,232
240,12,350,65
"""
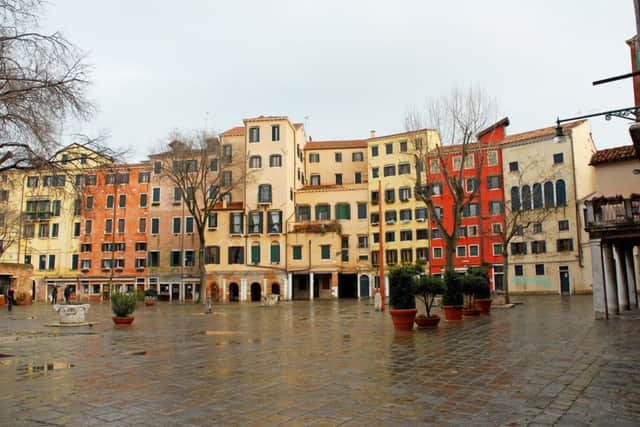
388,264,419,331
144,288,158,306
413,275,445,328
469,268,491,314
462,276,480,316
111,292,137,325
442,269,464,321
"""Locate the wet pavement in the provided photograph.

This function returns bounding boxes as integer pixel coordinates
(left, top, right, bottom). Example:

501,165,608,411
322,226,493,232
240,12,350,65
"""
0,296,639,426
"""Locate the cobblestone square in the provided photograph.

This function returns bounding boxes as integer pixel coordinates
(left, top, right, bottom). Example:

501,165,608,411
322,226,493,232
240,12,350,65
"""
1,296,639,426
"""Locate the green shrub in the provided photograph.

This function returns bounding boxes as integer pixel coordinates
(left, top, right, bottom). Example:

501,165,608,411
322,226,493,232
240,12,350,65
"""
442,269,463,306
413,275,445,317
110,292,137,317
389,264,420,309
144,288,158,298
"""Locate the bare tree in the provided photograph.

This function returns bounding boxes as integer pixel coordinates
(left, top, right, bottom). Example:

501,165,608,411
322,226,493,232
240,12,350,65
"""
156,130,248,303
407,87,496,271
0,0,95,171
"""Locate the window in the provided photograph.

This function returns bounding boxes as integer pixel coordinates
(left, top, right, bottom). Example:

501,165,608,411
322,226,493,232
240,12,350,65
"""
489,201,503,215
509,161,519,172
119,194,126,208
106,194,114,209
558,220,569,231
148,251,160,267
452,156,462,170
399,209,412,222
544,182,555,208
204,246,220,264
185,216,194,234
371,167,379,178
172,217,181,234
469,245,479,257
371,190,379,204
334,152,342,162
533,183,543,209
271,125,280,141
521,185,532,210
385,231,395,242
221,171,232,187
222,144,232,162
487,150,498,166
210,159,218,172
230,213,243,234
400,248,413,263
153,161,162,174
249,155,262,168
139,193,147,208
249,126,260,143
335,203,351,220
533,223,542,234
292,245,302,260
487,175,501,189
170,250,181,267
399,187,411,201
372,233,379,243
557,238,573,252
70,254,78,270
207,213,218,229
371,146,378,157
433,206,443,219
492,223,502,234
514,265,524,276
135,242,147,251
457,246,466,257
386,249,398,265
531,240,546,254
135,258,146,269
117,218,125,234
270,242,280,264
138,218,147,233
152,188,160,204
173,187,182,203
493,243,503,255
383,165,396,177
296,205,311,221
310,174,320,186
105,218,113,234
415,207,427,221
398,163,410,175
457,226,467,237
555,180,567,206
416,229,428,240
400,230,412,241
358,235,369,249
321,245,331,260
510,242,527,255
464,154,474,169
370,212,379,224
245,211,262,234
138,172,150,183
462,203,480,217
385,189,395,203
535,264,545,275
267,211,282,233
228,246,245,264
352,152,364,161
27,176,38,187
468,225,478,236
335,174,342,185
151,218,159,234
433,247,443,259
84,196,94,211
399,140,408,152
51,223,59,238
315,204,330,220
429,159,440,173
38,223,49,238
466,177,477,193
511,186,521,211
38,254,46,270
48,254,55,270
371,251,379,266
553,153,564,164
250,243,260,264
357,202,367,219
385,143,393,154
354,172,362,183
385,210,397,223
309,153,320,163
514,225,524,236
258,184,272,203
269,154,282,167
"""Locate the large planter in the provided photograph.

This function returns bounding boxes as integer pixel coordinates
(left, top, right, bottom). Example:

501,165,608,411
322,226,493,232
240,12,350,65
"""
443,305,463,321
475,298,492,314
144,298,155,306
389,308,417,331
112,316,135,325
415,315,440,328
463,305,481,316
0,295,5,305
53,304,90,324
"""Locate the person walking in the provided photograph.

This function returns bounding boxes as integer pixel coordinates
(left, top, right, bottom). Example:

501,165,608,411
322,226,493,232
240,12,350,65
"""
63,286,71,304
51,287,58,304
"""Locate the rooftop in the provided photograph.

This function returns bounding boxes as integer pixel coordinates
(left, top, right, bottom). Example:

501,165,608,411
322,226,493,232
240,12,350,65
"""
590,145,638,165
304,139,367,150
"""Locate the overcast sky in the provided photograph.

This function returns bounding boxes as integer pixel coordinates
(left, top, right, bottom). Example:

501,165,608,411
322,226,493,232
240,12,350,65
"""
43,1,634,161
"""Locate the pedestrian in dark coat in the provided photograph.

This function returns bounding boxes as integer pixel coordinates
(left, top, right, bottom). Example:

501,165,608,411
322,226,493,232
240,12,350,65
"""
7,286,13,312
63,286,71,304
51,287,57,304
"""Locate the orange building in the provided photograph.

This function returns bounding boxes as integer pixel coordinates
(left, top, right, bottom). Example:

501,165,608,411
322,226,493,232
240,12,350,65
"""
77,163,151,300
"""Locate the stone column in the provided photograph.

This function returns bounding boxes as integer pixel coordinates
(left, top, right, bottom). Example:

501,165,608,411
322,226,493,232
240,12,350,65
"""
357,274,361,299
331,272,339,299
602,242,618,316
589,239,607,319
287,273,293,300
625,246,638,308
309,272,314,301
240,278,247,302
222,278,227,302
614,244,630,311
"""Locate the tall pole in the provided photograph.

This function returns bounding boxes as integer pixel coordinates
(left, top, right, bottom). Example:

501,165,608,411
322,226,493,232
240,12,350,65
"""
378,180,385,311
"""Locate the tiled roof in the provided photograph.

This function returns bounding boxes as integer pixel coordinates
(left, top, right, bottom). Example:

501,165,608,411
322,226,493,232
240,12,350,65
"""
589,145,637,165
220,126,245,137
243,115,289,123
293,123,303,130
304,139,367,150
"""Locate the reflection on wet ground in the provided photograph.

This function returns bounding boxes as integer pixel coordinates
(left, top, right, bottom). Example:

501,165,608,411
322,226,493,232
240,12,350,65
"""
0,296,639,425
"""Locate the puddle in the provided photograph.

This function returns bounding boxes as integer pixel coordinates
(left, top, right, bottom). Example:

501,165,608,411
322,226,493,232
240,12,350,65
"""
17,361,74,374
0,353,13,358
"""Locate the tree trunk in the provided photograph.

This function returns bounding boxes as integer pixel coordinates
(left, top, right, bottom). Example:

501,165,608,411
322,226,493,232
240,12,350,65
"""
444,235,457,272
198,232,206,304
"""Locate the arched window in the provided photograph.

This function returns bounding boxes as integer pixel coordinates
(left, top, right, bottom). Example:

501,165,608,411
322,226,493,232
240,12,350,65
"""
510,187,520,211
258,184,272,203
532,183,543,209
270,242,280,264
249,155,261,169
522,185,532,211
555,180,567,206
544,181,554,208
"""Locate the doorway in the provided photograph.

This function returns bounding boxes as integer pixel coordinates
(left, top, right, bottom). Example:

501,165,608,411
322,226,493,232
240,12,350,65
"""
359,275,370,298
271,283,280,296
250,282,261,302
493,265,504,291
559,266,570,295
338,274,357,298
229,282,239,302
171,283,180,301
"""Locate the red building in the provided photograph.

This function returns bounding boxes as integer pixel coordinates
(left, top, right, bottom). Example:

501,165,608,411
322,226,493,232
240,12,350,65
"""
426,119,508,290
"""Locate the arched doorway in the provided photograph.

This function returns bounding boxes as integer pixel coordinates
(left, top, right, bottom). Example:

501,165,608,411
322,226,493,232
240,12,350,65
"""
359,275,370,298
250,282,261,302
271,283,280,296
229,283,239,302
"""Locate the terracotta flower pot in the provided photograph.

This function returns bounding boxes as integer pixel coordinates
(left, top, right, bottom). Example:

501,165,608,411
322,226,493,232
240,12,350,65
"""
112,316,135,325
443,305,463,321
415,314,440,328
145,299,154,306
0,295,5,305
389,308,417,331
474,298,492,314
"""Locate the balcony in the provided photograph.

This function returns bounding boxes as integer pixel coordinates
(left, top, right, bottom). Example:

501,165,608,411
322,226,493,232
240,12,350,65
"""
584,195,640,238
23,211,52,221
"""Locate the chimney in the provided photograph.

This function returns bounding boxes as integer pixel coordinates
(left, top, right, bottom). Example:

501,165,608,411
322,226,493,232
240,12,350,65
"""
370,130,376,138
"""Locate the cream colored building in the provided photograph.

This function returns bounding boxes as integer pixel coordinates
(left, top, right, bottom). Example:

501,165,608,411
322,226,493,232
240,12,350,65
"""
501,120,596,294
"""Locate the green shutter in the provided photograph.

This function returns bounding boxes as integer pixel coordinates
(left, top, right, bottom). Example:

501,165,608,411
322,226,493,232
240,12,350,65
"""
251,245,260,264
271,244,280,264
